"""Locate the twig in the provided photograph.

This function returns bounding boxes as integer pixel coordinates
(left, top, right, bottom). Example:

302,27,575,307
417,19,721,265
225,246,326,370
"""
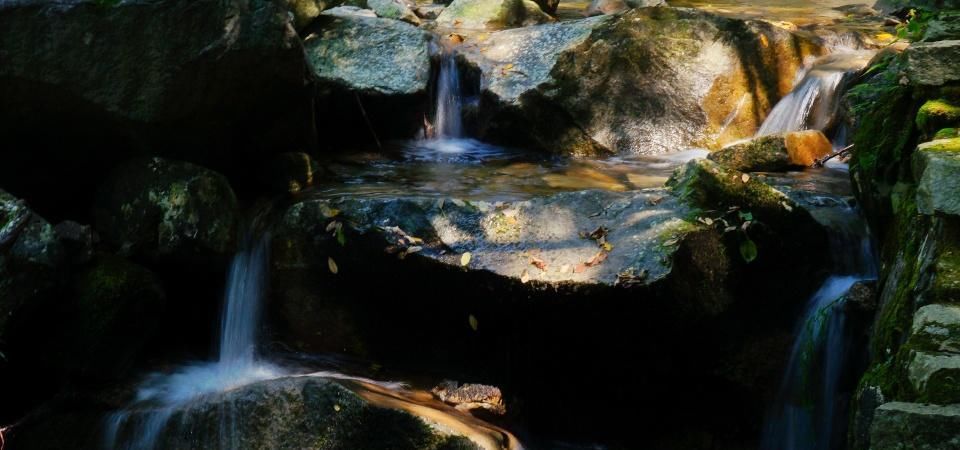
814,144,854,168
354,93,382,151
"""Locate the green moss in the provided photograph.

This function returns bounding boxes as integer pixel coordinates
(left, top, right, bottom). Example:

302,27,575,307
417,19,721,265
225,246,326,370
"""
923,136,960,153
917,99,960,136
934,128,959,140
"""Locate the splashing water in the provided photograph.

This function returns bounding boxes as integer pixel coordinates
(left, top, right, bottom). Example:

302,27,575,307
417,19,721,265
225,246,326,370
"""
104,234,284,450
758,51,873,136
761,208,876,450
435,53,463,139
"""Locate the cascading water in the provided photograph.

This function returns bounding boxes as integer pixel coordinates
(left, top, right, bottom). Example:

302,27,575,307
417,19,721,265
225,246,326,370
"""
435,53,463,139
761,216,876,450
757,51,874,136
104,233,284,450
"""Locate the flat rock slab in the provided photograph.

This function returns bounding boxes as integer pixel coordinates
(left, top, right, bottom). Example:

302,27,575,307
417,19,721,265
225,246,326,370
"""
871,402,960,450
278,189,695,289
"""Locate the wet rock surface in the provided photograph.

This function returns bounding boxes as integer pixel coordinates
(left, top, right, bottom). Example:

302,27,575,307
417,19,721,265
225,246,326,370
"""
435,0,553,29
457,7,825,155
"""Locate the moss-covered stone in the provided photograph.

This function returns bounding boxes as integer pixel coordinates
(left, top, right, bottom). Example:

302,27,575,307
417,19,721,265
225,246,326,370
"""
935,127,960,140
94,157,239,267
913,138,960,216
917,99,960,138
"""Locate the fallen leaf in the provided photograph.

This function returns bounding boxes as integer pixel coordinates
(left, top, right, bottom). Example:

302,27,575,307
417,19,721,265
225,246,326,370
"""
334,404,341,412
585,251,607,267
328,257,338,274
663,237,680,247
468,314,478,331
741,173,750,183
320,205,340,218
602,242,614,252
461,252,472,267
520,270,531,284
782,201,794,212
739,238,758,263
326,221,339,232
529,255,548,271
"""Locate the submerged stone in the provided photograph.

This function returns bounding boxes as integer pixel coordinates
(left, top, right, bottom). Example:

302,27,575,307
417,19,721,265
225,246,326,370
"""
913,138,960,216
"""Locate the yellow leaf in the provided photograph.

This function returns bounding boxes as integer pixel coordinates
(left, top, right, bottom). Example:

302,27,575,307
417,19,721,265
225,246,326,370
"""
334,404,341,412
320,205,340,218
468,314,478,331
520,270,531,284
602,242,614,252
741,173,750,183
460,252,472,267
328,257,338,274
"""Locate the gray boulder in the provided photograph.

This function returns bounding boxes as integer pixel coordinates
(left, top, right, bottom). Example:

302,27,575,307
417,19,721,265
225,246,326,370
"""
584,0,665,17
913,138,960,216
460,7,826,155
906,40,960,86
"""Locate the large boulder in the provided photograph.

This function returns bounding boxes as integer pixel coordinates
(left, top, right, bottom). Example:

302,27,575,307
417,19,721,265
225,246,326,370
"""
707,130,833,172
434,0,553,29
459,7,825,155
0,0,311,207
905,40,960,86
305,10,437,146
94,157,239,267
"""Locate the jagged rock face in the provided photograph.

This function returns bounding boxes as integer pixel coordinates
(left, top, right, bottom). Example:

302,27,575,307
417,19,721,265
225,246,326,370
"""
459,7,824,155
905,40,960,86
870,402,960,450
435,0,553,29
94,157,239,267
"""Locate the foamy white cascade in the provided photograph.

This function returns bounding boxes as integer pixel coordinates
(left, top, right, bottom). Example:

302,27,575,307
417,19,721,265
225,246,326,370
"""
758,51,873,136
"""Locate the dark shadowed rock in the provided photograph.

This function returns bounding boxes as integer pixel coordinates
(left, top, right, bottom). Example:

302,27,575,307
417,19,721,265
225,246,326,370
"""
870,402,960,450
94,157,239,267
708,130,833,172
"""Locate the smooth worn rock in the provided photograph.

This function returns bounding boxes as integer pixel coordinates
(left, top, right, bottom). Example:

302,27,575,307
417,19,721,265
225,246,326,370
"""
784,130,834,166
461,7,824,155
709,135,792,172
94,157,239,265
368,0,422,24
870,402,960,450
307,12,434,95
905,40,960,86
584,0,665,17
435,0,553,29
913,138,960,216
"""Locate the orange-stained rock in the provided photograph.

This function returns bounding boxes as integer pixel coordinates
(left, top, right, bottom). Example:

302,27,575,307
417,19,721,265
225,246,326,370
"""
785,130,833,166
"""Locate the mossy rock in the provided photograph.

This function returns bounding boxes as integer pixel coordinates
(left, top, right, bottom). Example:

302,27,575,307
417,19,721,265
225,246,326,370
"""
913,138,960,216
934,127,960,140
53,255,165,379
94,157,239,267
917,99,960,138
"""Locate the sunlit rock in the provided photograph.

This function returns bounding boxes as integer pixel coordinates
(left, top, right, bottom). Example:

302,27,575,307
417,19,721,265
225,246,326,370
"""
913,138,960,216
94,157,239,266
708,130,833,172
459,7,825,155
368,0,422,24
435,0,553,30
584,0,665,17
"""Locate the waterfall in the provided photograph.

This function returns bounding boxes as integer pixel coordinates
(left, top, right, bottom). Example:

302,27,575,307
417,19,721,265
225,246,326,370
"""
104,233,283,450
761,210,877,450
757,51,874,136
435,53,463,139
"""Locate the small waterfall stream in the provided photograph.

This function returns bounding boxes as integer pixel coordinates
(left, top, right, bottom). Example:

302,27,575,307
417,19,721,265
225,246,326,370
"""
104,232,284,450
435,53,464,139
757,51,873,136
